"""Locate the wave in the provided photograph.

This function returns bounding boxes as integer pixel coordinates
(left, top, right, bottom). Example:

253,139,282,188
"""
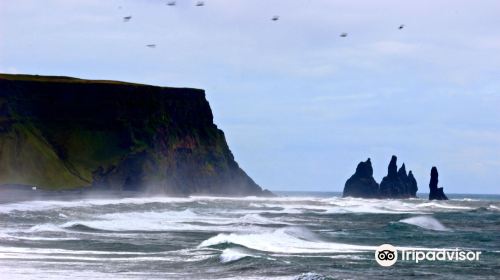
64,223,108,232
416,202,473,210
399,215,450,231
237,213,289,225
251,200,425,215
0,196,191,213
199,227,376,254
0,194,485,217
294,272,332,280
489,205,500,211
28,223,67,233
26,210,283,233
219,248,256,263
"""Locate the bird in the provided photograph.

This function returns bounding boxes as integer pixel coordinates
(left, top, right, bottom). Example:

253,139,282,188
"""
146,44,156,48
195,1,205,6
399,24,405,30
271,15,280,21
123,16,132,22
167,1,176,6
340,32,348,37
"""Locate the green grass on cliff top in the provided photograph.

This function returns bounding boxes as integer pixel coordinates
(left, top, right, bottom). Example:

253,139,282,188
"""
0,73,202,91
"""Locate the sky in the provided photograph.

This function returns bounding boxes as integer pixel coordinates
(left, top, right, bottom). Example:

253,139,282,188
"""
1,0,499,194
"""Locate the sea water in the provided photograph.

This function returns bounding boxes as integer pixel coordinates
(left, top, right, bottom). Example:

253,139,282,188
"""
0,192,499,279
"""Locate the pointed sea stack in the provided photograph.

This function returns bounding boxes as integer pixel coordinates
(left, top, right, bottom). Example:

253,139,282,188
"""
397,163,409,195
379,156,417,198
397,164,418,198
379,156,405,198
428,167,448,200
407,171,418,197
343,158,379,198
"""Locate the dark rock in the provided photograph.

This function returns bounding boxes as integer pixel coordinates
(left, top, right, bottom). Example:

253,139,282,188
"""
428,167,448,200
407,171,418,197
343,158,379,198
379,156,417,198
380,156,405,198
397,163,409,195
397,164,418,198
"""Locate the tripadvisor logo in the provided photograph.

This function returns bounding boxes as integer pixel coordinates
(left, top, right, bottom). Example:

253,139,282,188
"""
375,244,398,266
375,244,482,267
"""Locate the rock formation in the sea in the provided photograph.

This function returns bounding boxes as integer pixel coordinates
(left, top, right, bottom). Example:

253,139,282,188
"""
428,167,448,200
342,158,379,198
0,73,272,196
379,156,404,198
407,170,418,197
379,155,417,198
397,163,418,198
343,155,419,198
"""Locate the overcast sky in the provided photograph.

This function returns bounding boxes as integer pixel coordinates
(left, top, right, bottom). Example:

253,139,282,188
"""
1,0,499,194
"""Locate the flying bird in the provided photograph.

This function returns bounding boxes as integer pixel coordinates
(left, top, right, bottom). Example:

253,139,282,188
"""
146,44,156,48
195,1,205,6
167,1,176,6
399,24,405,30
123,16,132,22
271,15,280,21
340,32,348,37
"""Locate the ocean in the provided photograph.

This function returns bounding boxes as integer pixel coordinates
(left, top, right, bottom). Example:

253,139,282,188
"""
0,191,499,279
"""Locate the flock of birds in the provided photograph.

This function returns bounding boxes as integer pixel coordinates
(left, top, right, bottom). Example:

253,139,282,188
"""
121,1,406,49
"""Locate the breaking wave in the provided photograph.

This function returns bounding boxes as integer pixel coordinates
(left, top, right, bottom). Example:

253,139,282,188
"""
199,227,375,254
219,248,256,263
399,215,450,231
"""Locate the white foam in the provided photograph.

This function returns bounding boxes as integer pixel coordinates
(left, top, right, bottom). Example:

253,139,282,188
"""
28,223,67,233
219,248,255,263
27,210,279,233
199,227,376,254
416,202,473,210
237,213,288,225
0,196,196,213
399,215,450,231
0,232,77,241
0,195,479,217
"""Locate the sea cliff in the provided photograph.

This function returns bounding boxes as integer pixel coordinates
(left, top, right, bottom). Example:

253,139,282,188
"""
0,74,270,196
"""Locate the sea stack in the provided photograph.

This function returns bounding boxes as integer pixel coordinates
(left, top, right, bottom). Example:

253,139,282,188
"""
428,167,448,200
379,156,417,198
379,156,404,198
407,171,418,197
343,158,379,198
397,164,418,198
343,156,419,198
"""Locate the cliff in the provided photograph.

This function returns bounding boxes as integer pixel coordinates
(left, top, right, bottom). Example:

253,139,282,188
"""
0,73,271,196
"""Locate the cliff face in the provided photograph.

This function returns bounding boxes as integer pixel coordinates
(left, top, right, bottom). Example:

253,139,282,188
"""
0,74,270,196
